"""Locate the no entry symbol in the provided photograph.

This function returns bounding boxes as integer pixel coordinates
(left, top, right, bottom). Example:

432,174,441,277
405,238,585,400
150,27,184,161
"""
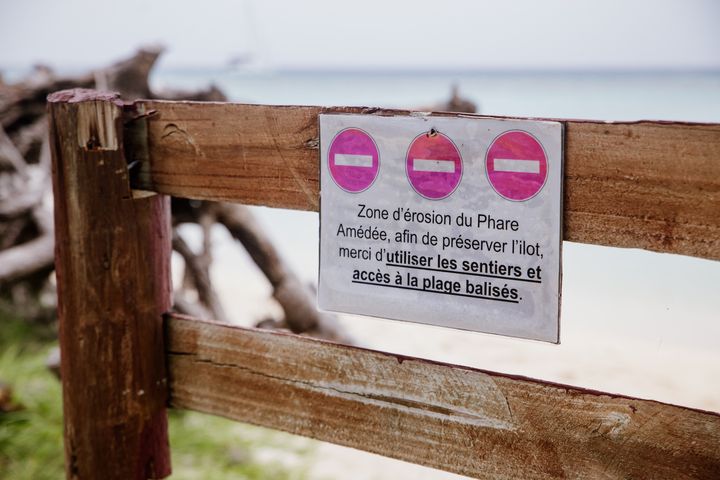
486,130,548,201
328,128,380,193
406,131,463,200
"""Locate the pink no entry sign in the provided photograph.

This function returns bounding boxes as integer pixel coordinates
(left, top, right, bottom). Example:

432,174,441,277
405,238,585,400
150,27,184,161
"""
406,132,463,200
486,130,548,202
328,128,380,193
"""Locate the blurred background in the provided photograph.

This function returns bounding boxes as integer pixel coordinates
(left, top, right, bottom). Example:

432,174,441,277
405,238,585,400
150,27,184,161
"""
0,0,719,479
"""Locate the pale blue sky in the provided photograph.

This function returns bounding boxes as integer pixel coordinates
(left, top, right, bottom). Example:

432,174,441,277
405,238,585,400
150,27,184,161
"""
1,0,719,70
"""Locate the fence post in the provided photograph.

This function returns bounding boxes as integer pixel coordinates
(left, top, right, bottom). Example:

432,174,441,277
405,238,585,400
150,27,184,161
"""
48,89,171,479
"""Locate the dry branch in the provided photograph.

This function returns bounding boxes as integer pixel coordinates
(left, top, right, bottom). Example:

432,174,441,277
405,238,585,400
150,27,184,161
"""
171,198,349,342
0,234,54,285
0,124,26,172
213,202,350,342
172,230,228,323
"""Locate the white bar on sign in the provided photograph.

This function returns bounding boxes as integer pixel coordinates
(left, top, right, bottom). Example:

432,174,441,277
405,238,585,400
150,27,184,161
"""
412,158,456,173
493,158,540,174
334,153,374,167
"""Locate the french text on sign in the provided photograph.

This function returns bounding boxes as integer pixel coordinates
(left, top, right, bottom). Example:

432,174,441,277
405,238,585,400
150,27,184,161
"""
334,154,374,167
493,158,541,174
412,159,457,173
319,114,563,343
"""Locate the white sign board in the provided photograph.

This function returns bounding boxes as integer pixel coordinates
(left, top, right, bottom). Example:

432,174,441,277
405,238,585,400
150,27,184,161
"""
318,113,563,343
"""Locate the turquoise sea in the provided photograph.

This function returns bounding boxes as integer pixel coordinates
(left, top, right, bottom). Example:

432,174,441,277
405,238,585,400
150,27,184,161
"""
153,69,720,122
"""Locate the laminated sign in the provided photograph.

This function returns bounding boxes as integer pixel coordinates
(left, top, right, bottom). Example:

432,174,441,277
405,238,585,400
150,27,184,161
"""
318,114,563,343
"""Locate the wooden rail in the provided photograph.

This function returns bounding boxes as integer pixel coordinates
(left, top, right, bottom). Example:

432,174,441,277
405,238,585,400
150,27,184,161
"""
129,101,720,260
167,314,720,480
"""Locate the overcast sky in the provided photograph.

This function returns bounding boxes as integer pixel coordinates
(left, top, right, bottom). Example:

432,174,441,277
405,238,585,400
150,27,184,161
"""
1,0,719,71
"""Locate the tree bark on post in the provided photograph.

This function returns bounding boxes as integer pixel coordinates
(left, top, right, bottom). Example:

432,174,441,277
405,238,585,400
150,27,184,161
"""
48,89,171,479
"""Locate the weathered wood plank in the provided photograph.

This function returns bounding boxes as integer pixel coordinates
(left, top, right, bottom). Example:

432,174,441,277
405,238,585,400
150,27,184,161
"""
132,101,720,260
166,314,720,480
49,89,171,479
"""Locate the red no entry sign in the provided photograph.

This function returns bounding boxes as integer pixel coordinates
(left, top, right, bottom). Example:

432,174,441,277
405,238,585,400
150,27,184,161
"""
328,128,380,193
405,132,463,200
485,130,548,201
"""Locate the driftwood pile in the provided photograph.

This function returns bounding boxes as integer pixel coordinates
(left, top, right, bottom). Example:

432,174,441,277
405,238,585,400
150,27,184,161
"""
0,47,345,341
0,47,477,342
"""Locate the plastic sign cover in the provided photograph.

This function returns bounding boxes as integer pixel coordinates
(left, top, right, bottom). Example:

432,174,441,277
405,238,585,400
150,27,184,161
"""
318,113,563,343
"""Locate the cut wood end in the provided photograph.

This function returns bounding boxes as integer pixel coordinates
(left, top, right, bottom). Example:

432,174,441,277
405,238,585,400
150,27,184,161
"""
47,88,123,105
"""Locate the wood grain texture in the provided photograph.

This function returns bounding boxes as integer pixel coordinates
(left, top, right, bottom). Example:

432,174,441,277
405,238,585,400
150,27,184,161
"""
132,101,720,260
49,89,171,479
167,314,720,480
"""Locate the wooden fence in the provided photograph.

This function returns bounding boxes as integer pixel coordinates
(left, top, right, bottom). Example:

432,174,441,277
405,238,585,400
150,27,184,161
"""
48,89,720,479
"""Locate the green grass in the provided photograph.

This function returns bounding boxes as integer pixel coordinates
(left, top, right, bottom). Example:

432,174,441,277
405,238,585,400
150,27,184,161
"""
0,312,315,479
